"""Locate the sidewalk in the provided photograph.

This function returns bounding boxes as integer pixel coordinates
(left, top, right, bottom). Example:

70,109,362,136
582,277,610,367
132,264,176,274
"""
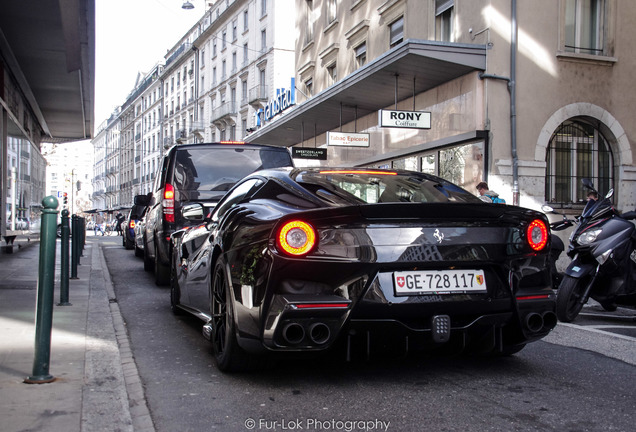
0,235,154,432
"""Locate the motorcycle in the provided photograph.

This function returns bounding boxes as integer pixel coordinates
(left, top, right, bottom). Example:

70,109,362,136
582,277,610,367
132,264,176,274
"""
541,205,575,290
555,179,636,322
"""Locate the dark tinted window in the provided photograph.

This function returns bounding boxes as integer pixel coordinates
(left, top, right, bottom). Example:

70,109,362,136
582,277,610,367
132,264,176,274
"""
295,170,482,205
173,147,292,201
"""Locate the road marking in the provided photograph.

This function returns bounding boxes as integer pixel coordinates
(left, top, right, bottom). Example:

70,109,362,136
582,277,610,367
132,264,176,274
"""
558,322,636,342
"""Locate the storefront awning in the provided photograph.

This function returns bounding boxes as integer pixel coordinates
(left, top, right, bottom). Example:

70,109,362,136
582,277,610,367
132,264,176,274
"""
245,40,487,147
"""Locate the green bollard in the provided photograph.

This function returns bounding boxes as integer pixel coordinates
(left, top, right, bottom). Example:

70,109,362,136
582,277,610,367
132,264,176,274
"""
71,215,79,279
58,209,71,306
25,196,59,384
80,217,86,255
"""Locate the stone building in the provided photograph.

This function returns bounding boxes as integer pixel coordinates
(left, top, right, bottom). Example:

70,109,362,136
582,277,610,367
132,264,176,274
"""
246,0,635,212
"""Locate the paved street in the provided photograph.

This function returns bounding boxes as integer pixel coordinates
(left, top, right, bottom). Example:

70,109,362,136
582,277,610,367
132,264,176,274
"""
99,235,636,432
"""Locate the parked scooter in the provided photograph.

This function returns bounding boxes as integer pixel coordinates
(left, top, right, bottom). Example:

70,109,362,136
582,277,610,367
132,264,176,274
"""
555,179,636,322
541,205,575,290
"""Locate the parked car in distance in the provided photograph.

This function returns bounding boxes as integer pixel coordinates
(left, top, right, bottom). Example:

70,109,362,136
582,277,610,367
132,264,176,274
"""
134,206,147,258
135,141,294,286
170,167,556,372
124,203,146,250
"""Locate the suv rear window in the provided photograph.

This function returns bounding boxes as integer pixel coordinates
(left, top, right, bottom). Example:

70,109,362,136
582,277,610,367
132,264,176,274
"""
172,146,292,202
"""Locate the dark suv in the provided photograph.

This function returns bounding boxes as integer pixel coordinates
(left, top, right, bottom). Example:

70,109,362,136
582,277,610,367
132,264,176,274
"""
136,142,294,285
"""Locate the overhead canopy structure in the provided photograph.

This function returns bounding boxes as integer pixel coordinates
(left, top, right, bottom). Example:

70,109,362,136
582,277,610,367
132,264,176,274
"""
0,0,95,142
245,40,487,147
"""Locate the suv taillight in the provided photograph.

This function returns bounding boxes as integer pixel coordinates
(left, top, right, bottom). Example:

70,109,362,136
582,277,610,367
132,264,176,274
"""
129,220,135,229
163,184,175,223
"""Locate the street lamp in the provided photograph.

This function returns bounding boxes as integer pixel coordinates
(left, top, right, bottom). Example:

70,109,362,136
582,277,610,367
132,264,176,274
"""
182,1,194,9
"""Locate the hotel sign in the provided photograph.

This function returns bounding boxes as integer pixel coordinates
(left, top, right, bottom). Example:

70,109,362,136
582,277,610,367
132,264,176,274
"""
379,109,431,129
327,131,370,147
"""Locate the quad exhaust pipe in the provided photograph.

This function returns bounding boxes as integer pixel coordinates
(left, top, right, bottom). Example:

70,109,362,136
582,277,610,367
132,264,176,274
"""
524,312,557,333
281,322,331,345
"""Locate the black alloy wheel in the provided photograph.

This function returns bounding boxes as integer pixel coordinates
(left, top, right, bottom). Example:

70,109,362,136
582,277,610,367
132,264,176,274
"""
556,275,589,322
210,258,254,372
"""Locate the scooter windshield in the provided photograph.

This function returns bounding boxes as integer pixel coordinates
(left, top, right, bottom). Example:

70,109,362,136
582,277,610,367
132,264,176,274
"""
581,197,611,219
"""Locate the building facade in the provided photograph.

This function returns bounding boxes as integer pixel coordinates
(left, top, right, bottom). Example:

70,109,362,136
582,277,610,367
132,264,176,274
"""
91,0,635,216
245,0,635,214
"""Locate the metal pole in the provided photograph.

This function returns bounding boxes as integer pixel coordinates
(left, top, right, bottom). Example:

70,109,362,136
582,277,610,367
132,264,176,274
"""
25,196,59,384
58,209,71,306
71,215,79,279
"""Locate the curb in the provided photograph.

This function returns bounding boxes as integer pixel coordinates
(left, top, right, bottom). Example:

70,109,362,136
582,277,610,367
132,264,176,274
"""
85,243,155,432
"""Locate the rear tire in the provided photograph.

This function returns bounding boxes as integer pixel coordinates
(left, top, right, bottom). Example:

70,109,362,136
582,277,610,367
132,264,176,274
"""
556,275,589,322
154,242,170,286
211,258,255,372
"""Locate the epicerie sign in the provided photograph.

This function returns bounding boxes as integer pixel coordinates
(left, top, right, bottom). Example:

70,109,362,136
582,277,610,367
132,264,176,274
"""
379,109,431,129
255,77,296,127
327,131,370,147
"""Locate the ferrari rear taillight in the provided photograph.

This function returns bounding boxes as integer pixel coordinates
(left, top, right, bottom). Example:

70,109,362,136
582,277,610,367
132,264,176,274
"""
527,219,548,251
163,184,175,223
277,220,316,256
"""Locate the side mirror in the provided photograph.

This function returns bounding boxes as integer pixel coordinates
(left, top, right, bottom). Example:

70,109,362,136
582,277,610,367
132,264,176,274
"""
541,205,555,214
181,203,205,221
581,178,595,191
134,194,151,206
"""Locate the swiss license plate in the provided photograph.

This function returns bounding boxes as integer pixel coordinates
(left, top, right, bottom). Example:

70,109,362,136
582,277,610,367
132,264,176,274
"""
393,269,487,296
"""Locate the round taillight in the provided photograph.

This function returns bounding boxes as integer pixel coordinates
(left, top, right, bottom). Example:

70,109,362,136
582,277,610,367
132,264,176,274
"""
278,220,316,256
527,219,549,251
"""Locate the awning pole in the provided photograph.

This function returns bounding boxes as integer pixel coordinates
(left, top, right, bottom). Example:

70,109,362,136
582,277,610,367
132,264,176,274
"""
340,102,343,132
413,77,416,110
394,74,399,109
355,106,358,132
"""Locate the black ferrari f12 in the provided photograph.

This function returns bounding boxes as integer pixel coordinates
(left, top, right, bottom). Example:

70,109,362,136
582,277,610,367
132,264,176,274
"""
170,168,556,371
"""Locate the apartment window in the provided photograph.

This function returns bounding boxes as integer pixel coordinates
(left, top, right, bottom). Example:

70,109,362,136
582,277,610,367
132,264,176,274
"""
242,79,248,104
565,0,605,55
304,78,313,97
327,0,337,24
435,0,454,42
261,29,267,51
389,16,404,47
327,63,337,85
243,10,249,31
260,69,266,88
213,67,217,84
305,0,314,43
232,52,237,72
213,39,217,57
243,43,249,64
222,31,227,50
232,20,238,41
222,60,226,79
261,0,267,17
355,42,367,68
546,120,613,204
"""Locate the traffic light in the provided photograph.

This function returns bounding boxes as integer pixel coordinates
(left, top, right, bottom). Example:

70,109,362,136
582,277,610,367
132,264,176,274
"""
63,192,68,206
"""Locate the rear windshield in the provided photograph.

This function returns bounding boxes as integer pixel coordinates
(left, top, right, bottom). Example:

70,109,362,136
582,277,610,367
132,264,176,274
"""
294,170,482,205
173,147,292,201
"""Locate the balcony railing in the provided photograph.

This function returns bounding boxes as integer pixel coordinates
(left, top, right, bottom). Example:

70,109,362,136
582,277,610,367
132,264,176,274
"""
211,101,237,123
248,85,268,104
